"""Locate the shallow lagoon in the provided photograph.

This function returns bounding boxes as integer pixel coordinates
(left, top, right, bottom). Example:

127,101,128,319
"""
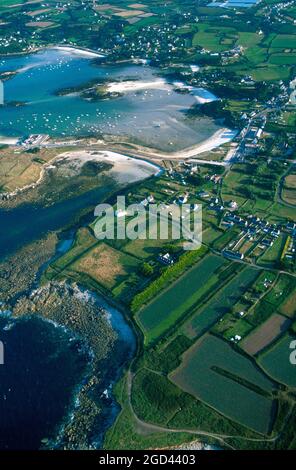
0,48,220,151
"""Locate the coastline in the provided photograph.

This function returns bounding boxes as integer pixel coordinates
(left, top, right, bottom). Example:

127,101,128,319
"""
52,46,105,59
0,137,19,145
109,127,238,164
0,44,106,59
0,149,161,201
0,130,236,202
0,45,237,168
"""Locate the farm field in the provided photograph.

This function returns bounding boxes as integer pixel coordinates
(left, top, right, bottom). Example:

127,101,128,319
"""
71,242,140,290
248,65,291,82
241,313,291,356
264,275,296,310
269,53,296,66
45,227,98,277
183,266,259,339
122,222,175,259
0,147,63,194
192,24,237,53
271,34,296,49
282,173,296,206
279,289,296,318
258,333,296,388
136,254,227,344
258,234,286,266
170,334,276,434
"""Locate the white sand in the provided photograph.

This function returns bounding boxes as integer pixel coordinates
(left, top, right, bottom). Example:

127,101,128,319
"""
181,128,238,157
0,150,160,199
135,128,238,163
0,137,19,145
53,46,105,59
106,79,218,105
107,79,171,94
172,81,218,103
190,87,218,104
54,150,161,184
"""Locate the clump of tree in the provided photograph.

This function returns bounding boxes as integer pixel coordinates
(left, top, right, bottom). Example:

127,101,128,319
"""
131,246,208,313
139,262,154,277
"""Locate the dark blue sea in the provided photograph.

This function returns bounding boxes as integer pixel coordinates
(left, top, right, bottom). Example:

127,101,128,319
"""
0,315,90,449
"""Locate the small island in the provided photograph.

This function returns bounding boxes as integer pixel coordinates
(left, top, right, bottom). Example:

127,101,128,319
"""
55,78,124,101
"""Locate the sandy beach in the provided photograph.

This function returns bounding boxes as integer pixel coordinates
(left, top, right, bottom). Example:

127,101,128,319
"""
0,137,19,145
175,128,238,158
190,87,218,104
107,79,171,94
52,149,161,184
106,78,218,105
53,46,105,59
114,127,238,164
0,149,161,200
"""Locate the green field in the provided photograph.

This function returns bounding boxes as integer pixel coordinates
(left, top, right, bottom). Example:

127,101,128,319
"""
258,333,296,388
269,53,296,65
259,234,286,266
271,35,296,49
192,24,236,53
184,267,259,338
171,335,276,434
264,274,296,309
249,65,291,82
137,254,227,344
44,227,97,278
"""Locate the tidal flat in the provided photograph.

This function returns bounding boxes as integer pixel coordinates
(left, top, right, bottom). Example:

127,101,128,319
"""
0,48,221,152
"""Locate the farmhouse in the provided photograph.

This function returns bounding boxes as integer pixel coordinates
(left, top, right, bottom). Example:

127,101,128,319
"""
158,253,174,266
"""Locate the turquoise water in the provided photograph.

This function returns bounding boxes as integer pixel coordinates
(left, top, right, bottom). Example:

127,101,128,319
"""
0,49,220,151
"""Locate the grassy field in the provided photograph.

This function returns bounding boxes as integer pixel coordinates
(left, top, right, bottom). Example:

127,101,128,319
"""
136,254,227,344
259,333,296,388
269,53,296,65
72,242,140,290
279,289,296,318
44,227,98,278
211,227,240,251
249,65,291,82
122,226,176,260
192,24,237,53
264,275,296,310
271,34,296,49
170,334,276,434
282,172,296,206
258,234,286,267
183,267,259,339
0,147,63,193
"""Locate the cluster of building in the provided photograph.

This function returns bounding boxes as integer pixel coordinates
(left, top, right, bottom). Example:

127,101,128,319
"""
21,134,49,148
221,211,296,263
0,31,25,51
